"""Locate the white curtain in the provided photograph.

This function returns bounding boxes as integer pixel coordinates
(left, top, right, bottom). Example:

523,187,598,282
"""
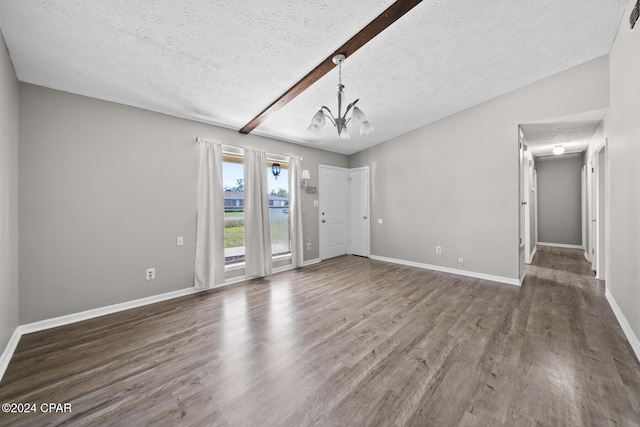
288,156,304,268
194,141,225,289
244,149,272,278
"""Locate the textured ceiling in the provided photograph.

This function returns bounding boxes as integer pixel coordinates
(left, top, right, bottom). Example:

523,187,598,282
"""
521,109,608,157
0,0,628,155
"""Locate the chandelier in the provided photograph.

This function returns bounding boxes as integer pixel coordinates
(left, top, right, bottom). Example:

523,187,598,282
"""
307,54,373,139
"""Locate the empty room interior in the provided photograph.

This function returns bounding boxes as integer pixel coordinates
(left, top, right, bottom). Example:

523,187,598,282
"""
1,1,640,426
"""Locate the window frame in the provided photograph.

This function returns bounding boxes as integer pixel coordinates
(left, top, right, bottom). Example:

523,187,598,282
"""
221,147,292,270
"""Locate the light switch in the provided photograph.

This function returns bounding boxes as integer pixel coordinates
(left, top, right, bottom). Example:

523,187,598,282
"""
378,218,383,224
177,236,184,246
313,200,319,208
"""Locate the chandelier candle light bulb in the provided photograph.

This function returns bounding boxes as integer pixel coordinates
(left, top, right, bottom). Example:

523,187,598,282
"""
307,54,373,138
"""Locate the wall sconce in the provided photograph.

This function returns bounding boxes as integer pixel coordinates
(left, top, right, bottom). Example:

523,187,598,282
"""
301,170,317,193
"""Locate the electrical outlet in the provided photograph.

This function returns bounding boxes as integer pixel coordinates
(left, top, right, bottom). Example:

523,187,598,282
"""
146,268,155,280
176,236,184,246
458,258,464,266
306,242,311,251
436,246,442,255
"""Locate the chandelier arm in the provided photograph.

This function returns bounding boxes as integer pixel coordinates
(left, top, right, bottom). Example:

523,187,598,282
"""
320,106,337,126
343,98,360,119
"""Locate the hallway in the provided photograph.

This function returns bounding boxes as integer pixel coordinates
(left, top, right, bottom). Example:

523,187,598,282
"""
521,245,640,425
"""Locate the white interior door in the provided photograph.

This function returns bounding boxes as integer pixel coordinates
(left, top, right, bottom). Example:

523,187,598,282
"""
534,170,539,246
349,167,370,257
319,165,349,260
523,151,531,264
518,131,526,278
589,158,596,267
596,146,606,279
582,165,587,256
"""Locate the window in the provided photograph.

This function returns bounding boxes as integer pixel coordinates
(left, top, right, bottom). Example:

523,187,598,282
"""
267,161,290,256
222,152,291,265
223,154,244,264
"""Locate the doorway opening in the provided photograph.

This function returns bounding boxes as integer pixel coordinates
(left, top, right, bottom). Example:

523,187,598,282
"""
592,141,607,280
518,111,607,281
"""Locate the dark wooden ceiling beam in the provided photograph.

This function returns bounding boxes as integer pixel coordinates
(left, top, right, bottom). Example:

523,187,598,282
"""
239,0,423,134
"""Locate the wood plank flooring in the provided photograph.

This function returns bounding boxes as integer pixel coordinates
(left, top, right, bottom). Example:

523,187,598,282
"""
1,247,639,426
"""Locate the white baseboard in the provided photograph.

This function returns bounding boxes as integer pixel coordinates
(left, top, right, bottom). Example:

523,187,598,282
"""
528,246,538,264
272,264,294,275
0,260,326,383
0,286,203,383
369,255,520,287
537,242,583,249
303,258,321,266
18,287,203,336
605,288,640,363
0,327,22,383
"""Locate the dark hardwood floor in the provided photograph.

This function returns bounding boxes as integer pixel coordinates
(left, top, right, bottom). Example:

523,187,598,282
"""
1,247,639,426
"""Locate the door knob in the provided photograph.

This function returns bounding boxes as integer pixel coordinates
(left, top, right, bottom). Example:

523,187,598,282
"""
322,219,326,223
363,216,367,219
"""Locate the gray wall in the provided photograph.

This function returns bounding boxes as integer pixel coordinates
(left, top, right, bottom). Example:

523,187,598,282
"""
605,0,640,345
536,157,583,246
0,32,19,352
350,56,609,280
19,84,348,323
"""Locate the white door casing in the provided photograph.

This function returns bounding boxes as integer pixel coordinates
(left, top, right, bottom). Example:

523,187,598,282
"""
589,139,607,278
534,170,539,246
528,156,537,262
524,151,532,264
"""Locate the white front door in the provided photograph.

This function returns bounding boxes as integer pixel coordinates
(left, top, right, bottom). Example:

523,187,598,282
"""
319,165,349,260
349,167,370,257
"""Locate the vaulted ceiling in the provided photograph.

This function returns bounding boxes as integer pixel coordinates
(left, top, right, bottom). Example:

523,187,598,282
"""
0,0,628,155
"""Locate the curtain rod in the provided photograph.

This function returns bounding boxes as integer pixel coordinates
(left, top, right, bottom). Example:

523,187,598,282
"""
195,137,302,161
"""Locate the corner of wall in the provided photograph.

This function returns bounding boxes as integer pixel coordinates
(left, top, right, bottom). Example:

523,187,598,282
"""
603,0,640,360
0,29,20,372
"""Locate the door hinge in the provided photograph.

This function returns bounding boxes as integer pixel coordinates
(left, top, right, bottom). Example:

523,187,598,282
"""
592,249,595,254
592,167,595,173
